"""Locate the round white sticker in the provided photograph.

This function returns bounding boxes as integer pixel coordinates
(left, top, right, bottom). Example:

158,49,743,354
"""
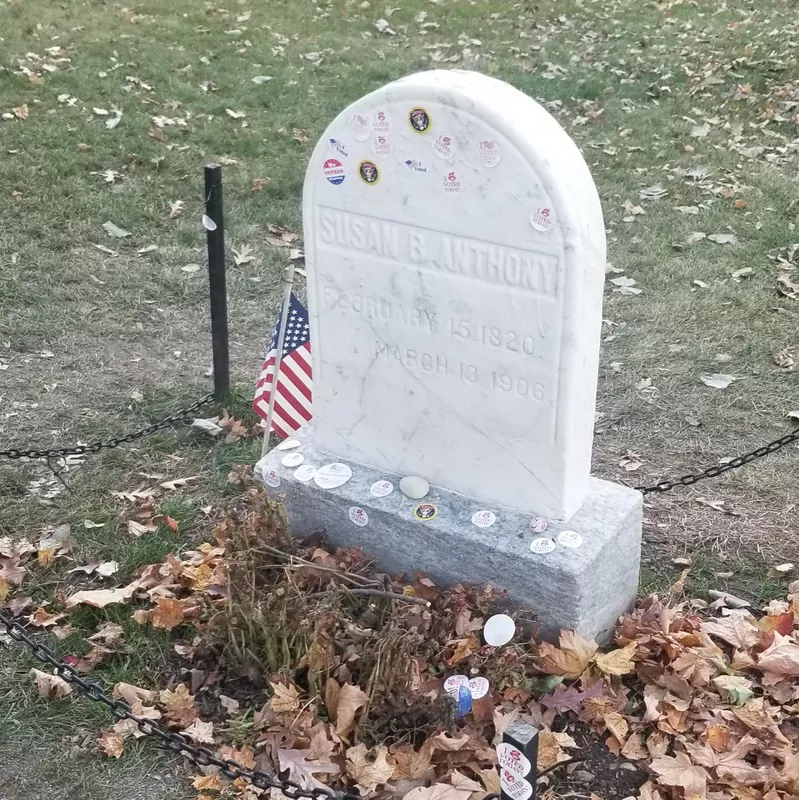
558,530,583,548
496,744,532,780
314,463,353,489
500,772,533,800
471,510,496,528
370,480,394,498
529,516,548,534
443,675,469,696
467,676,489,699
276,439,301,451
530,537,556,554
483,614,515,647
263,468,281,488
371,134,391,157
348,506,369,527
433,134,454,160
281,452,304,467
293,464,317,482
350,113,371,141
530,207,554,233
372,110,391,133
477,139,501,167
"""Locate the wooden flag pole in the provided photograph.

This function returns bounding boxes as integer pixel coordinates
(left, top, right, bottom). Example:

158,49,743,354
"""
262,263,296,457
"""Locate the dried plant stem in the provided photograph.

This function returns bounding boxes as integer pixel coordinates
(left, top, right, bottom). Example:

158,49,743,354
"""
251,545,377,588
306,587,430,606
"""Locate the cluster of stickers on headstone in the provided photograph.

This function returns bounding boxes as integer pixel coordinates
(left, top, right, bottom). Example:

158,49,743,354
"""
530,526,583,554
319,104,511,196
443,674,490,719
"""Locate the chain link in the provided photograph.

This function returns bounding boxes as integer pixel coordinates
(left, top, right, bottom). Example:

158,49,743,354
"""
0,393,216,462
0,610,360,800
634,426,799,494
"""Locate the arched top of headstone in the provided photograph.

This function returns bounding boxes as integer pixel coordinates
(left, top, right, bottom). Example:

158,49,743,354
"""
302,70,606,520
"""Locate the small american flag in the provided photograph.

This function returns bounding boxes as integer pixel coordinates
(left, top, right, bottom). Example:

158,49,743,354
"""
252,292,312,437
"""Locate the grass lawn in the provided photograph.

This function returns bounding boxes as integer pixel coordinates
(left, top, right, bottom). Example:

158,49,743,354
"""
1,0,798,796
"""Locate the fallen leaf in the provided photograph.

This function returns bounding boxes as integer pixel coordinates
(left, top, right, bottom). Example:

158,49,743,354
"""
702,616,759,649
708,233,738,245
700,373,738,389
335,683,368,738
225,109,246,119
65,584,138,609
232,245,255,266
402,785,471,800
97,730,125,758
159,476,199,490
346,744,394,793
151,597,185,630
102,221,131,238
169,200,184,218
537,729,570,770
269,681,301,715
651,752,708,796
280,748,341,791
712,675,754,706
251,178,270,190
756,636,799,678
30,668,72,699
595,641,637,676
537,630,598,679
184,719,214,743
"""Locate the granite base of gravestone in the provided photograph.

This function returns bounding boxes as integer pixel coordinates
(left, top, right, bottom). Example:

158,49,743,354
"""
256,424,641,643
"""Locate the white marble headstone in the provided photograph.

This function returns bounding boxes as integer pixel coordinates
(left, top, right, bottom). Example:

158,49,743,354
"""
302,70,606,520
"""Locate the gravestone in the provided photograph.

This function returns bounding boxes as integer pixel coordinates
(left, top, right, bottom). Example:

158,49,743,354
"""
257,70,642,641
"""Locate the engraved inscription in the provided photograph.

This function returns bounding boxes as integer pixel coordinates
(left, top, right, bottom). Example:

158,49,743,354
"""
374,341,548,400
318,208,559,299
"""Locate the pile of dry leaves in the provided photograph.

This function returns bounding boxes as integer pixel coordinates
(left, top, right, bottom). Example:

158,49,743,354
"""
2,487,799,800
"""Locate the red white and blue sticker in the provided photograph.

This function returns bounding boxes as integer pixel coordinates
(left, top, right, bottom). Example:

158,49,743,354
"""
328,138,349,158
323,158,345,185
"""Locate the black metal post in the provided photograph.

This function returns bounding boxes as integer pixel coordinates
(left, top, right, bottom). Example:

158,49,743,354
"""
204,163,230,402
498,721,539,800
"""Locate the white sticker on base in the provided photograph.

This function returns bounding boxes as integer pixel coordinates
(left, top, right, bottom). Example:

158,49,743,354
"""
443,170,462,193
530,207,554,233
294,464,317,482
443,674,469,696
477,139,501,167
530,537,556,554
263,468,281,488
467,676,489,699
372,110,391,134
350,113,371,141
471,510,496,528
281,452,304,467
433,134,454,160
529,516,548,534
371,134,391,157
348,506,369,527
558,530,583,548
314,463,353,489
370,480,394,498
500,772,533,800
496,743,532,780
276,439,301,451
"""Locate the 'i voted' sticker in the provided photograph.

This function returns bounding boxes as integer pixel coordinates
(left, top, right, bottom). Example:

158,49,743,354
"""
348,507,369,527
496,743,532,779
263,468,281,488
433,134,454,160
281,452,304,468
471,510,496,528
443,675,469,695
350,113,371,141
323,158,345,185
558,530,583,548
314,463,353,489
530,537,556,554
477,139,501,167
501,771,533,800
370,480,394,498
293,464,317,482
467,677,489,699
372,110,391,133
530,207,554,233
371,135,391,157
276,439,301,451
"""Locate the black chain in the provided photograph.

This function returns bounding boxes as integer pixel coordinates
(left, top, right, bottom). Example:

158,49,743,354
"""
0,610,360,800
634,426,799,495
0,393,216,462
